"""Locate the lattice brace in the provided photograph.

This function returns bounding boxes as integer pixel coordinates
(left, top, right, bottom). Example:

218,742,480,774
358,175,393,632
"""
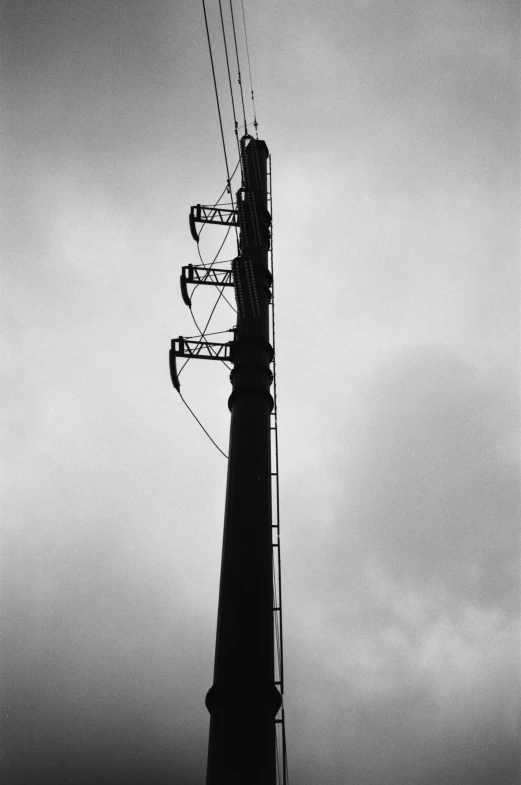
189,204,238,242
169,337,235,392
182,265,234,287
180,264,234,307
171,337,234,361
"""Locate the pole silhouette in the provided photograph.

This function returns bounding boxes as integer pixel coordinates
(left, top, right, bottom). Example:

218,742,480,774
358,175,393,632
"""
170,133,282,783
205,136,280,784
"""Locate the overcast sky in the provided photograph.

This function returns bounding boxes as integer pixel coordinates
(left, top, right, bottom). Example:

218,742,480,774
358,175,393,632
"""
1,1,520,783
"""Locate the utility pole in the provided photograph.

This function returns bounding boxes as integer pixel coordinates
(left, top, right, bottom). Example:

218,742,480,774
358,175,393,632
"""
170,135,282,784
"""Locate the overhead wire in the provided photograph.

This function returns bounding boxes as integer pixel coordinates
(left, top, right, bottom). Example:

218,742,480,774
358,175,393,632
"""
179,3,287,778
178,391,228,460
179,164,239,378
187,304,233,372
219,0,241,158
184,328,234,340
213,160,241,207
196,225,233,272
229,0,248,134
240,0,258,136
196,158,240,249
175,154,237,454
178,228,236,379
212,1,242,250
197,282,233,351
174,284,232,459
195,225,237,312
202,0,234,200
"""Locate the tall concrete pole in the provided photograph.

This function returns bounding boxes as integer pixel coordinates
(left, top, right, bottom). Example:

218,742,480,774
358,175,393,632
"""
205,136,281,784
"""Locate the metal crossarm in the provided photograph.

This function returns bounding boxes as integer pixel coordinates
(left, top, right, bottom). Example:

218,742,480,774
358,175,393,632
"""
189,204,238,241
180,265,234,306
182,264,234,287
171,337,234,362
169,337,234,393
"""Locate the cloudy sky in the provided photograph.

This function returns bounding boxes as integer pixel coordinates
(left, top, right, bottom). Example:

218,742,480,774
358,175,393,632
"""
1,0,519,783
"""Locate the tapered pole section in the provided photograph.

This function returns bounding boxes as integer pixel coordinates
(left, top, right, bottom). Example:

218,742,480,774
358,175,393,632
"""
206,136,280,784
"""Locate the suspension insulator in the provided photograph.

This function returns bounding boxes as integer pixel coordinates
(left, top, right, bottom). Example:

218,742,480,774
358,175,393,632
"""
169,342,180,392
189,211,199,243
180,268,191,307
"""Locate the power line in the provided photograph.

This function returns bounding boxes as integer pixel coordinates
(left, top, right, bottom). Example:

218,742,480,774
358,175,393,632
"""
202,0,233,198
219,0,240,156
178,391,228,459
196,223,233,272
197,282,233,352
180,193,239,379
184,328,234,340
195,225,237,312
178,228,236,378
197,159,241,245
229,0,248,134
188,304,233,372
240,0,258,136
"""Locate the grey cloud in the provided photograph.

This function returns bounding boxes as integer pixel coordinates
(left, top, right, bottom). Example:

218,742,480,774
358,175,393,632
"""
1,0,519,783
340,348,519,606
281,346,519,784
